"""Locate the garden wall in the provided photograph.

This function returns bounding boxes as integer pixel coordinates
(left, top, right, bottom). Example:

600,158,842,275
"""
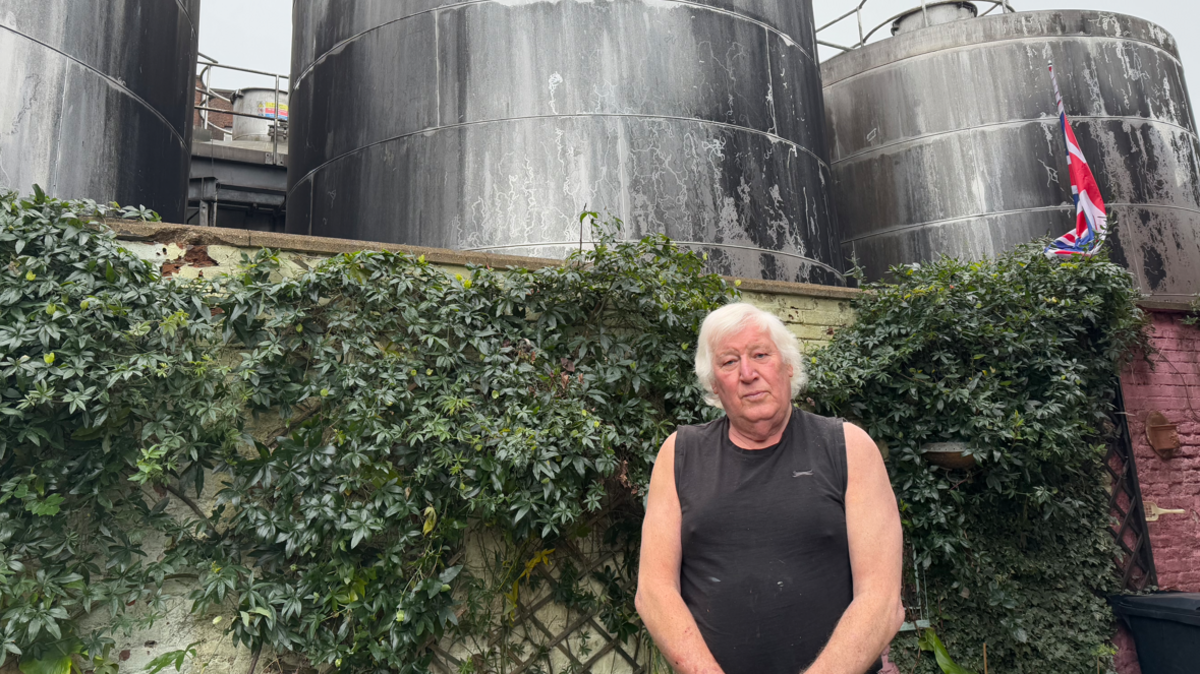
93,221,856,674
87,222,1200,674
1114,310,1200,674
109,221,859,354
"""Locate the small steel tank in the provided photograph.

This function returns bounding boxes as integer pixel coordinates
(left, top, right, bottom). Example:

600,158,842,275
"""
232,87,289,142
822,10,1200,302
891,2,978,36
288,0,843,284
0,0,201,222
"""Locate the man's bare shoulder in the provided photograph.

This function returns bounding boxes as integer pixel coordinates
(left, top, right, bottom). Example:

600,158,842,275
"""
656,431,677,461
841,421,876,448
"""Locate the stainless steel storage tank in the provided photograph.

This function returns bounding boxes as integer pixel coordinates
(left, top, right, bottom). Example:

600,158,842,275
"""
288,0,843,284
822,9,1200,302
232,87,289,142
0,0,200,222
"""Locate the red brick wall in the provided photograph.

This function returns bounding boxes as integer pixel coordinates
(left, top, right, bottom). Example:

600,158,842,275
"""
1114,310,1200,674
193,76,234,137
1113,627,1140,674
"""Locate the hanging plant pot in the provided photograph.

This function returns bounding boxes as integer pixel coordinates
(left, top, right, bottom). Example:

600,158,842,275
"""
1145,411,1180,459
920,442,977,470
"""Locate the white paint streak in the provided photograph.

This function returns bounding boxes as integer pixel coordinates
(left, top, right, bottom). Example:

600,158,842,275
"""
547,72,563,115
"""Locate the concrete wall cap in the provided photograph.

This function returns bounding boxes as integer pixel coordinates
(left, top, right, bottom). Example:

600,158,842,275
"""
105,221,863,302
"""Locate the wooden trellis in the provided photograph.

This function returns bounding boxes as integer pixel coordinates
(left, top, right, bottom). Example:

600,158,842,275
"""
1104,389,1157,591
428,503,654,674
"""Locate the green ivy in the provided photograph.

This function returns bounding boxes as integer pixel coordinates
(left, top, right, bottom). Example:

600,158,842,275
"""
1182,295,1199,326
0,188,240,670
1,192,732,673
184,212,732,672
808,250,1149,674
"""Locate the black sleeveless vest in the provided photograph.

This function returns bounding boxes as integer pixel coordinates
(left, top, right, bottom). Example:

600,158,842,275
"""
675,409,882,674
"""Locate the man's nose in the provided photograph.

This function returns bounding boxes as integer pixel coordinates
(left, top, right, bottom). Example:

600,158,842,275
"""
739,358,758,381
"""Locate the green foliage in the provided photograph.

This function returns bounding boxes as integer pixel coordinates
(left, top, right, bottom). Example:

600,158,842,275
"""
1,194,734,673
0,189,240,671
809,249,1149,674
1183,294,1199,326
184,212,731,671
18,651,74,674
918,628,977,674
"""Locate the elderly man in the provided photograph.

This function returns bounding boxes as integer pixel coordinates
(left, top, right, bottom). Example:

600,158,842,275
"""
636,302,904,674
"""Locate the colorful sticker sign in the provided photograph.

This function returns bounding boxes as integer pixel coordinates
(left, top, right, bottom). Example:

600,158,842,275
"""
257,101,289,121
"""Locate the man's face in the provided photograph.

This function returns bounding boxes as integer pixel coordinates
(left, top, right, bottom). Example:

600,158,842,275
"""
711,322,794,424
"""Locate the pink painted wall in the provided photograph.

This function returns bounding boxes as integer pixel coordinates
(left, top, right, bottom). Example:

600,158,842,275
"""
1115,310,1200,674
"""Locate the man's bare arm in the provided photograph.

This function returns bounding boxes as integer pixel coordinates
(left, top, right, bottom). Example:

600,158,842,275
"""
804,423,906,674
635,433,725,674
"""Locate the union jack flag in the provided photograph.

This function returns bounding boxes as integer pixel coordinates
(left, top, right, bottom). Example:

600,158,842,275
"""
1044,63,1108,257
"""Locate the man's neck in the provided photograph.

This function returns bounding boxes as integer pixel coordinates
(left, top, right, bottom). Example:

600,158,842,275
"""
728,406,793,450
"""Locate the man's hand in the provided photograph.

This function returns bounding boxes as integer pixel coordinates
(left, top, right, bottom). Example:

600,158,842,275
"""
635,433,726,674
803,423,905,674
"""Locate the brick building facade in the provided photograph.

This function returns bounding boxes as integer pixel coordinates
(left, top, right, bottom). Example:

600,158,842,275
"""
1114,310,1200,674
192,76,234,138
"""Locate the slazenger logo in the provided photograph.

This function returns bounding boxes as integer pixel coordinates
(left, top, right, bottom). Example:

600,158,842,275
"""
792,470,813,478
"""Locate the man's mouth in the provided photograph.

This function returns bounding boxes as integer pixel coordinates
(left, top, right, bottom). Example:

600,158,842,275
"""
742,391,769,401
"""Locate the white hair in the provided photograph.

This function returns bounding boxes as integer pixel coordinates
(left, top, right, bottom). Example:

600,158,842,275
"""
694,302,807,409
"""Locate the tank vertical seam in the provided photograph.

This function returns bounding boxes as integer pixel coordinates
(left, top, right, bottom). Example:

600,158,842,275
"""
0,24,189,151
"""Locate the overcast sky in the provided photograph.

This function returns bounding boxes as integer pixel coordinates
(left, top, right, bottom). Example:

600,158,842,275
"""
198,0,1198,106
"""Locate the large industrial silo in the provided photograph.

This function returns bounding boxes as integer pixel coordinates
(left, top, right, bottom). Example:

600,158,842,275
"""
0,1,200,223
288,0,843,284
822,8,1200,302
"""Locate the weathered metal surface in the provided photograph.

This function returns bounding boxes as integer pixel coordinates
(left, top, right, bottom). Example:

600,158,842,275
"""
288,0,843,284
0,0,200,222
822,10,1200,302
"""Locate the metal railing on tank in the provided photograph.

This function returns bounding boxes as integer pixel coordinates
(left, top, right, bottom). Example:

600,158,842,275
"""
816,1,1017,54
195,52,290,164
